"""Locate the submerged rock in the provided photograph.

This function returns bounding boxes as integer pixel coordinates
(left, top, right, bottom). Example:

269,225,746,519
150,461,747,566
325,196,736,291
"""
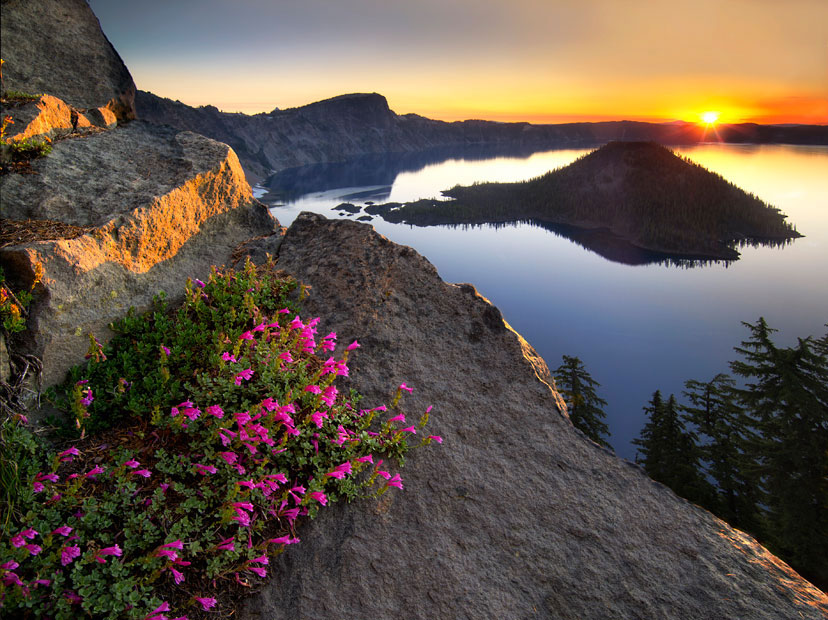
240,212,827,620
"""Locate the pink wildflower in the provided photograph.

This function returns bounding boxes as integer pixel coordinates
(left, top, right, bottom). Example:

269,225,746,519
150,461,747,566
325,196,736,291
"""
428,435,444,444
161,345,171,356
52,525,72,537
268,535,299,545
195,596,217,610
124,459,140,468
325,461,352,479
216,537,236,552
94,545,122,563
131,469,152,478
239,330,254,341
194,278,205,288
221,351,237,363
219,451,238,465
278,350,293,363
194,464,217,475
310,411,328,428
61,545,81,566
260,397,278,411
21,528,37,539
169,567,185,584
399,382,413,393
346,340,360,350
86,465,104,478
25,544,42,555
304,384,321,395
206,404,224,418
289,316,304,330
386,474,404,489
356,454,374,464
234,368,254,385
388,413,405,423
218,428,237,446
309,491,328,506
321,385,338,407
144,601,170,620
58,446,80,462
80,388,94,407
252,322,266,332
249,565,267,578
398,426,417,434
64,590,83,604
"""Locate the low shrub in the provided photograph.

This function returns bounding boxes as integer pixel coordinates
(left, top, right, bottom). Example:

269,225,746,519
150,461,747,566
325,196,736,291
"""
0,259,440,618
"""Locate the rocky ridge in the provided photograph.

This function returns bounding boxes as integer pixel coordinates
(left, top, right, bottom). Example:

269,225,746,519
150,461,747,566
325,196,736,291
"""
241,213,827,619
135,90,828,184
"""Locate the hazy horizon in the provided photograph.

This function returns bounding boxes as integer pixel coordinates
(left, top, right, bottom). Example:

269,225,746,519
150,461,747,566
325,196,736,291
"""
89,0,827,125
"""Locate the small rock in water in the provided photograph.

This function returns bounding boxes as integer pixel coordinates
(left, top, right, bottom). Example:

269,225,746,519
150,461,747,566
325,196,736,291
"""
332,202,361,214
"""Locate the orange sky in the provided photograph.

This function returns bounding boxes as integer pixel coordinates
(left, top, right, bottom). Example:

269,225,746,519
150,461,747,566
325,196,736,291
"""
90,0,827,124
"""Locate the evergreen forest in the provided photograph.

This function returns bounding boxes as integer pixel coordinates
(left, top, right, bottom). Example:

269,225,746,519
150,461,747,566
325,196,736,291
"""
633,318,828,590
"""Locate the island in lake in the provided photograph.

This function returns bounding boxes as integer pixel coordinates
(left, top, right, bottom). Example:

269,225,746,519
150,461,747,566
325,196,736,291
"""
366,141,802,261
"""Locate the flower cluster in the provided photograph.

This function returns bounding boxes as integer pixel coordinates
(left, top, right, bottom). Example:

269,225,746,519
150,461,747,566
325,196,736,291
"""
0,260,440,619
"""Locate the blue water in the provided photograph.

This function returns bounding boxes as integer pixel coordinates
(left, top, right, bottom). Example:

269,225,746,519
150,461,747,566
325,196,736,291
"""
261,144,828,459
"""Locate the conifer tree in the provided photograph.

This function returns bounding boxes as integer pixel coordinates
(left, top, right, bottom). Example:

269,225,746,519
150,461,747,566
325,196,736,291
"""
681,374,760,530
633,391,714,507
730,318,828,587
554,355,611,449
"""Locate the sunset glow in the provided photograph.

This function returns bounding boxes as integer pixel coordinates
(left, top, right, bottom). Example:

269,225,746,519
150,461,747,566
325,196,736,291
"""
701,111,720,125
88,0,828,125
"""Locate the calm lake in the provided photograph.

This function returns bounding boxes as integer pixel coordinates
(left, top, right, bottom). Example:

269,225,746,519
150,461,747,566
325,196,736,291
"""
260,143,828,460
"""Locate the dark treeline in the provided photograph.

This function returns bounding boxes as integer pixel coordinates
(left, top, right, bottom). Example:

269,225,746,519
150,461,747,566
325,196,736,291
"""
376,141,801,260
633,318,828,590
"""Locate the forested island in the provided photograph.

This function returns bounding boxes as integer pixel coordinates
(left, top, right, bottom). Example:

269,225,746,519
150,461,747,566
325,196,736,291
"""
368,141,802,260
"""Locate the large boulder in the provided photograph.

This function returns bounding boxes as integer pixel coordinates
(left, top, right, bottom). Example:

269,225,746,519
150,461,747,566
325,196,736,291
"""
1,0,136,122
240,213,827,620
0,122,279,387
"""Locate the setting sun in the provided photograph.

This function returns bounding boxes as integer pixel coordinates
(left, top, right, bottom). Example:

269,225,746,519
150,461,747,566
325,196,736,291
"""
701,111,720,125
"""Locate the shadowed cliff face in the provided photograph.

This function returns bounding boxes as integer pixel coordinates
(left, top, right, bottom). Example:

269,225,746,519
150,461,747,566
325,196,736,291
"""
1,0,136,121
239,213,827,620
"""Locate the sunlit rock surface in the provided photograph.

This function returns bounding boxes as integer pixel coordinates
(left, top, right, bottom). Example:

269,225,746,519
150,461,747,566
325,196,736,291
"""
0,122,278,386
240,212,827,620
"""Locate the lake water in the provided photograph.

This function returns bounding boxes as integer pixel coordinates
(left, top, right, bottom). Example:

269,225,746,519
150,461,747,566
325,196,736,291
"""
260,144,828,460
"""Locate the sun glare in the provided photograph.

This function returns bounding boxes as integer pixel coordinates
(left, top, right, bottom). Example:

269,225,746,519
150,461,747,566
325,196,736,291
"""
701,111,720,125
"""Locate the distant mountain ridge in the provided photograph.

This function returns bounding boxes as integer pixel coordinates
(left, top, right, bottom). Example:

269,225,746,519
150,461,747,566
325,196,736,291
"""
135,90,828,182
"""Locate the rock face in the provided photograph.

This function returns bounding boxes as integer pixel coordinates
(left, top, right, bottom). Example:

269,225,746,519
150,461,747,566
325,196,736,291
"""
239,213,827,620
1,0,136,122
1,122,278,386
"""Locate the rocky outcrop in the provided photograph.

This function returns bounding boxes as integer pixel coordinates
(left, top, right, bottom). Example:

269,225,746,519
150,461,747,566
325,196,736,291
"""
0,0,280,389
1,0,136,122
136,90,828,184
239,213,827,620
1,122,278,387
